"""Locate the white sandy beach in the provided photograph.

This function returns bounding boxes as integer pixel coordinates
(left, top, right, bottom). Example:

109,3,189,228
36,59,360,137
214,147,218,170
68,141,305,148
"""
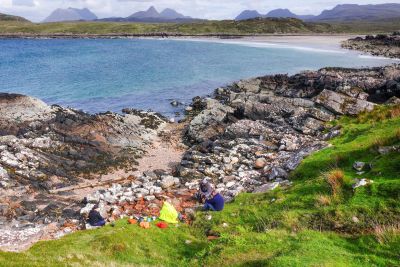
167,35,359,53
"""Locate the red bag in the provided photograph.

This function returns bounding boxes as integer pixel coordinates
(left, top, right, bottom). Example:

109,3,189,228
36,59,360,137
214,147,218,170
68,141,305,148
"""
156,222,168,229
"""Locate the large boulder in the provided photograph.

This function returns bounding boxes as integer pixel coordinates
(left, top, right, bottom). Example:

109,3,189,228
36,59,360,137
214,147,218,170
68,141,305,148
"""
313,89,375,115
225,120,270,139
187,99,234,142
0,93,53,123
159,175,180,189
0,93,54,135
234,78,262,93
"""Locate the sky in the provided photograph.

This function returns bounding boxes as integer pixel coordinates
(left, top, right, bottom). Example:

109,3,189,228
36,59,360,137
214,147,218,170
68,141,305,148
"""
0,0,396,22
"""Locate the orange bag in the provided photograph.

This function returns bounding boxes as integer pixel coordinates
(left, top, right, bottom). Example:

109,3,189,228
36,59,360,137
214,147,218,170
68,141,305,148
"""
128,219,137,225
140,221,150,229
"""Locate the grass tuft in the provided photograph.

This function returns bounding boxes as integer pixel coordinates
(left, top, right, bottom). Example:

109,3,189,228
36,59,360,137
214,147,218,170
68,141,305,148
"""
389,105,400,118
315,194,332,207
374,223,400,244
324,169,345,198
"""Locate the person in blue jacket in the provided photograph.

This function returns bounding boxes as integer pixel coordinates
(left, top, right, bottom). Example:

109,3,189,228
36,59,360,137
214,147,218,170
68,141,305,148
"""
88,205,106,227
198,179,225,211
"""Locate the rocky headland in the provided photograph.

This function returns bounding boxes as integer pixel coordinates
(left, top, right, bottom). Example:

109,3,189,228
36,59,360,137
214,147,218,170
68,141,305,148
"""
342,32,400,59
1,64,399,251
0,94,168,250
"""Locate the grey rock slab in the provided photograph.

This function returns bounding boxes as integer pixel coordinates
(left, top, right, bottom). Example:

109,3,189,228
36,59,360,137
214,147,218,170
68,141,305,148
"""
313,89,375,115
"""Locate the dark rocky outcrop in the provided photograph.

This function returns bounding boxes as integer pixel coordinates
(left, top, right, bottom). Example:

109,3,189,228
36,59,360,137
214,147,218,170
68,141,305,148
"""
178,64,400,200
342,33,400,59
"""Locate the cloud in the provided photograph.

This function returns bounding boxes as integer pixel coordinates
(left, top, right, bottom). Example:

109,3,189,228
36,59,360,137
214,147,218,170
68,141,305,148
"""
12,0,35,7
117,0,152,2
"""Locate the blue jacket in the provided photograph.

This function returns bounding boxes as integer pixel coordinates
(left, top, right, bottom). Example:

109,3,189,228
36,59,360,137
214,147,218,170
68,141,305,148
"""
88,210,104,225
206,193,225,211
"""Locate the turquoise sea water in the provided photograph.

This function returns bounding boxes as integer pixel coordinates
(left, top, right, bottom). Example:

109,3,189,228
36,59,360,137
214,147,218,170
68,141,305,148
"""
0,38,396,117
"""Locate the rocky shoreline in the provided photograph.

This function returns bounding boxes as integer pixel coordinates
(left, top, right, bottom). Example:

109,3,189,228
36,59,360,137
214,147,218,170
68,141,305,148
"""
0,33,355,40
342,32,400,59
1,64,399,251
0,33,247,39
0,94,168,250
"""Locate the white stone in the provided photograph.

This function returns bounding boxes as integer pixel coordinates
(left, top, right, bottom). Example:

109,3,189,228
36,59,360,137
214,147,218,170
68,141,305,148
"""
353,178,373,189
0,166,9,180
80,203,95,215
160,175,178,189
226,181,236,188
123,191,133,197
145,195,156,201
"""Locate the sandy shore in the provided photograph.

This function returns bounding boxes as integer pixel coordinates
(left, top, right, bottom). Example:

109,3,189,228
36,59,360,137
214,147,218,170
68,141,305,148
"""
0,33,361,53
229,35,357,49
168,35,360,52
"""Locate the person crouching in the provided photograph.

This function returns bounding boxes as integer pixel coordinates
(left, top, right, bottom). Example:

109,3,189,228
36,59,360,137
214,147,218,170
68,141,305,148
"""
88,204,106,227
198,179,224,211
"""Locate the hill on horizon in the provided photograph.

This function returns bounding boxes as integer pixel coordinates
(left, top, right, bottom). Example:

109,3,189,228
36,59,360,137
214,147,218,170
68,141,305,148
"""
235,3,400,22
235,8,314,21
99,6,196,23
266,8,315,20
43,8,97,23
311,3,400,21
0,13,30,22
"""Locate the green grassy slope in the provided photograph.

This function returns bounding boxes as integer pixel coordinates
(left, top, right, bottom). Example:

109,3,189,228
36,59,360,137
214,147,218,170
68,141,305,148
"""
0,18,336,35
0,17,399,35
0,105,399,266
0,13,30,22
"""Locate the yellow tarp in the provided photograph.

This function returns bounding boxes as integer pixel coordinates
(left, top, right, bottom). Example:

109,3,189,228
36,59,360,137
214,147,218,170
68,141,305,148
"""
159,202,178,224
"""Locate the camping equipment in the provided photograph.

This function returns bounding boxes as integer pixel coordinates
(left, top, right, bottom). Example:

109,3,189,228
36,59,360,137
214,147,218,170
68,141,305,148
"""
159,202,179,224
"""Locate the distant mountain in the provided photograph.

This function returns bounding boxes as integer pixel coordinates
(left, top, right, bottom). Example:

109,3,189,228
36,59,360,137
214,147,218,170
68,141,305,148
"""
266,9,315,20
235,10,264,21
0,13,30,22
311,3,400,21
235,8,314,21
43,8,97,23
266,9,297,18
236,3,400,22
160,8,190,19
128,6,160,19
100,6,195,23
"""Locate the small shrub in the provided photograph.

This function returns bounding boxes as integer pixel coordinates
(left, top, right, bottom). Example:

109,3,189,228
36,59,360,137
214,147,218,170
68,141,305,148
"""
324,169,345,198
390,105,400,118
373,224,400,244
315,194,331,207
356,105,400,123
371,130,400,149
253,215,271,233
372,136,385,147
